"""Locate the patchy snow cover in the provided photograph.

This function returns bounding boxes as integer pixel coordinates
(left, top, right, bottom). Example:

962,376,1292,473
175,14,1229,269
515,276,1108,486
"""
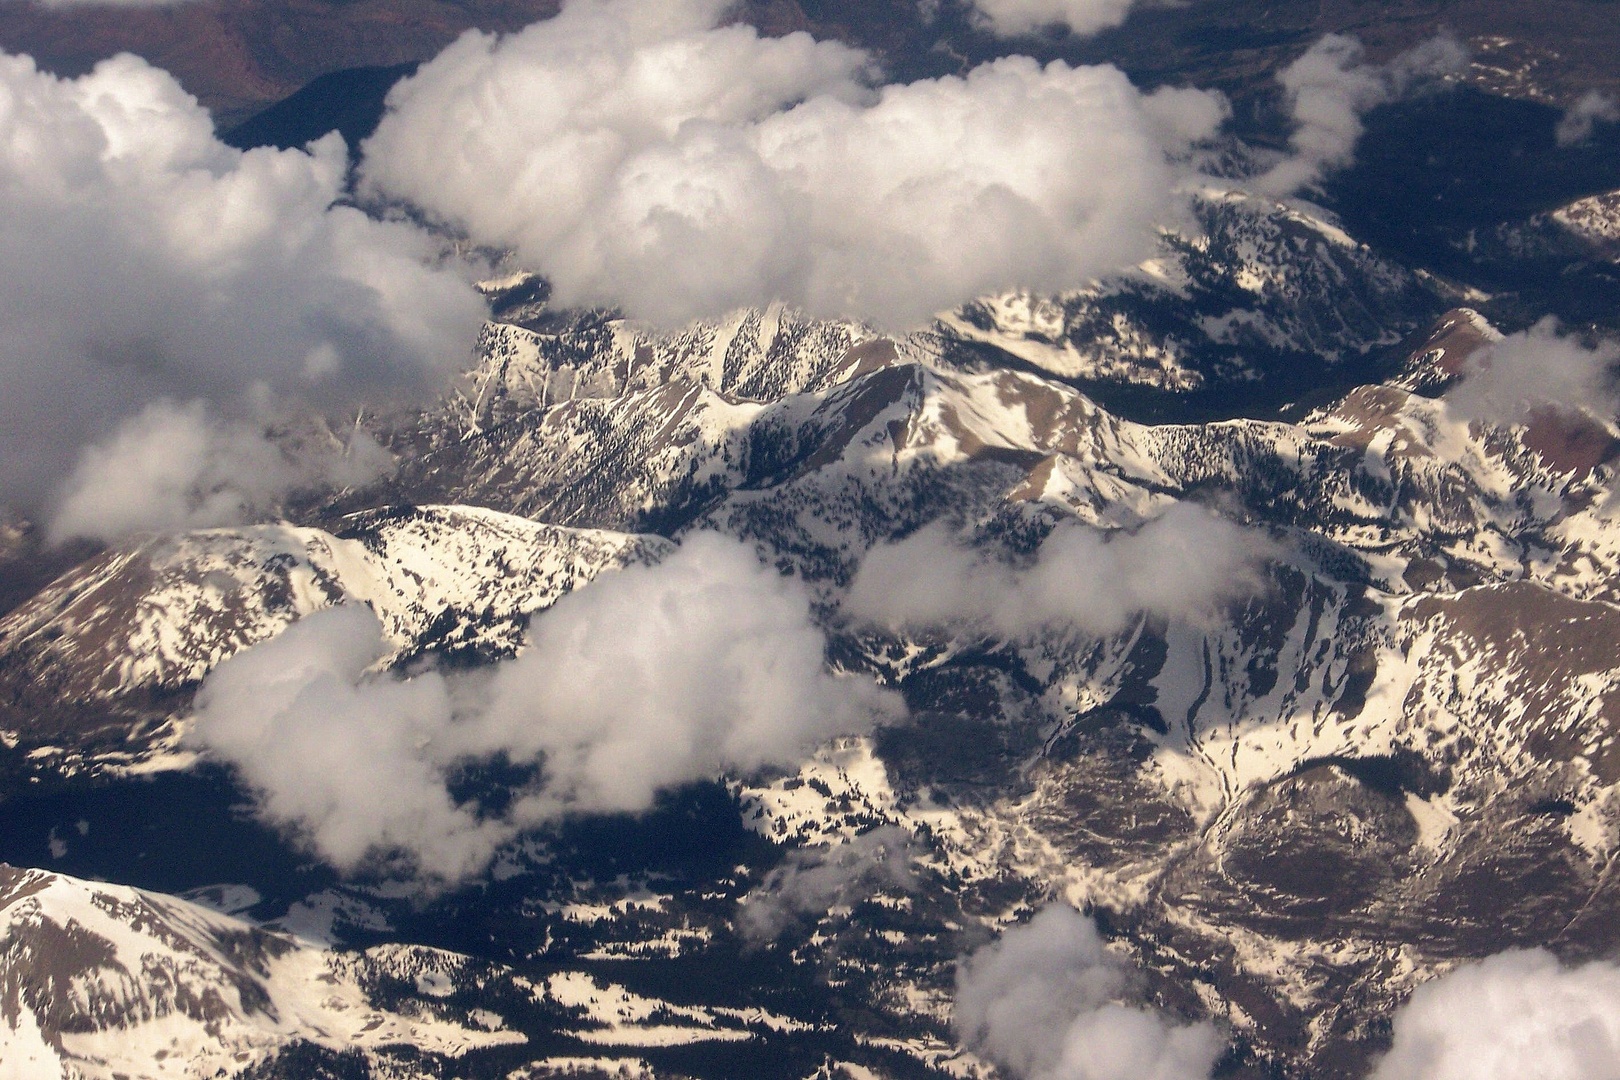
531,972,787,1046
0,865,523,1079
1552,188,1620,252
465,300,878,428
505,1057,657,1079
741,738,904,846
0,505,668,713
936,189,1421,392
8,231,1620,1080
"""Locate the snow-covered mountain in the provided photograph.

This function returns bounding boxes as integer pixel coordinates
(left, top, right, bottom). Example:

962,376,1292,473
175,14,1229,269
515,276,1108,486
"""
0,506,666,780
0,864,526,1078
4,187,1620,1080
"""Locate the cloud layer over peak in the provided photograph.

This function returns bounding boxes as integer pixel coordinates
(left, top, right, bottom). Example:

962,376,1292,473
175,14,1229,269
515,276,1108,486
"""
1253,33,1466,197
1446,317,1620,428
46,400,393,543
359,0,1227,330
0,50,486,534
844,502,1272,640
955,905,1222,1080
190,533,901,883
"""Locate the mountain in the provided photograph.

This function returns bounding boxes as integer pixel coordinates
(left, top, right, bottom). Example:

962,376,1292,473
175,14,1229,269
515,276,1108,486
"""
0,506,665,784
4,162,1620,1079
0,863,527,1078
0,0,561,127
1325,85,1620,331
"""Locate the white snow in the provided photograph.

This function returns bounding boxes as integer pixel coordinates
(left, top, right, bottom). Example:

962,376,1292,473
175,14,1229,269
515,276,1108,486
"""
535,972,759,1046
0,867,524,1080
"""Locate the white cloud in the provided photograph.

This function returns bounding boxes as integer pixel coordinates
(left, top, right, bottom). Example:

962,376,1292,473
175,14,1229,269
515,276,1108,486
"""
1253,34,1466,197
460,532,903,815
955,905,1222,1080
843,502,1271,639
1556,91,1620,147
190,604,501,882
1372,949,1620,1080
1445,317,1620,427
189,533,901,883
738,826,916,942
359,0,1227,330
0,50,486,529
967,0,1137,39
48,400,393,543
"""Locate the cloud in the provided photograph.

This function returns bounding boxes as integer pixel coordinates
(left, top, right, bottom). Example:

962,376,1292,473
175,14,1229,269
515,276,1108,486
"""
1445,317,1620,427
189,533,901,883
48,400,393,543
461,532,903,815
1253,34,1466,197
0,50,486,530
359,0,1227,330
1557,90,1620,148
190,604,500,882
955,905,1222,1080
967,0,1138,38
1371,949,1620,1080
843,502,1272,640
738,826,916,942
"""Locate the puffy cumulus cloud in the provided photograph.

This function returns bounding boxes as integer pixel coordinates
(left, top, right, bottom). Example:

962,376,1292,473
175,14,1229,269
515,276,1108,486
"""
48,400,393,543
955,905,1221,1080
1371,949,1620,1080
190,605,501,882
189,533,901,883
1446,317,1620,427
967,0,1137,39
359,0,1227,330
460,532,903,814
0,50,486,530
738,826,916,942
1253,33,1466,197
1557,90,1620,147
843,502,1271,640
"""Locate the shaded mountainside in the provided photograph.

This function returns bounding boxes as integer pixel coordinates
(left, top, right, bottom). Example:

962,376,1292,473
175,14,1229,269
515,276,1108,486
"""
1321,85,1620,332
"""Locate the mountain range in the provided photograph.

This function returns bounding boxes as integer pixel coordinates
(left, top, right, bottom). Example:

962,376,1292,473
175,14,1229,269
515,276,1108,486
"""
4,166,1620,1077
